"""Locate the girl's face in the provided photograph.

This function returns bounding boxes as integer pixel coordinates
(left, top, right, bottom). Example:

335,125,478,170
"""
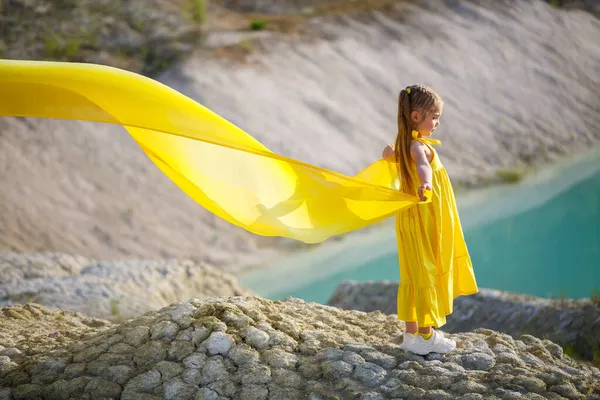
412,106,442,137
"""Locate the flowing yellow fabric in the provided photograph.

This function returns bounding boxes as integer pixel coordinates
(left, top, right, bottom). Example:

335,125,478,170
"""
0,59,426,243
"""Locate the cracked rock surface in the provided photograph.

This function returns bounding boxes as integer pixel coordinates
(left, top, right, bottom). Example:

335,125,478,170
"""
0,252,255,321
0,303,113,360
327,281,600,364
1,296,599,399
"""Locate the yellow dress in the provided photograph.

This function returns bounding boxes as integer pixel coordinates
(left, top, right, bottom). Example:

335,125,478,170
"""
396,138,478,328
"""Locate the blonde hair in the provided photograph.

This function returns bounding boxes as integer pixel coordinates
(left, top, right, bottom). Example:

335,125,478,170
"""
394,84,443,195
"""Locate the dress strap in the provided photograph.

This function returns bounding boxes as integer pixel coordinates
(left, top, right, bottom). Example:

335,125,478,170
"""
411,130,441,147
414,137,441,146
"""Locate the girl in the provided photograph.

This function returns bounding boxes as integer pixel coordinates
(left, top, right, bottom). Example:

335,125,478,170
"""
382,84,478,355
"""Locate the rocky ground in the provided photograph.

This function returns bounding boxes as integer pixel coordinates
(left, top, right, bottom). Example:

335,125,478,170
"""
0,303,113,361
0,252,256,322
1,296,599,399
327,281,600,366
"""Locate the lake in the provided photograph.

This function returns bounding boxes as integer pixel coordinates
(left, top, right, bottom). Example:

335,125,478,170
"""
238,148,600,304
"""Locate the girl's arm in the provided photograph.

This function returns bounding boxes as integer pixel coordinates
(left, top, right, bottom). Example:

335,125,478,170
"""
410,142,433,200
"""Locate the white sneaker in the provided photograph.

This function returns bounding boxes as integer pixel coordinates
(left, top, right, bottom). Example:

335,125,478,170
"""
404,330,456,355
399,332,416,350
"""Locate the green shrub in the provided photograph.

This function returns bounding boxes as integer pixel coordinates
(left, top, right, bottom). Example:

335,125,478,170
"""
192,0,205,23
250,19,269,31
496,168,525,183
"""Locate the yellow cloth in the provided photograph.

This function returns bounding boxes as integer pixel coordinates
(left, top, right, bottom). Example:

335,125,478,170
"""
396,138,478,328
0,59,428,243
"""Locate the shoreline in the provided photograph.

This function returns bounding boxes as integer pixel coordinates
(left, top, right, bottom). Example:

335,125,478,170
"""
236,144,600,299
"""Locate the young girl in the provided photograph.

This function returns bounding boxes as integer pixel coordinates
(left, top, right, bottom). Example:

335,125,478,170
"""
382,84,478,355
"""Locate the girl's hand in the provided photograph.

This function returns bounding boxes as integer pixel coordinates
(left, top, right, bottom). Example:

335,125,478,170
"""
418,183,432,201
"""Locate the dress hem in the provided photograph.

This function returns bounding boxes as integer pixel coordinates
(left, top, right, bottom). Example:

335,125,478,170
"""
396,256,478,328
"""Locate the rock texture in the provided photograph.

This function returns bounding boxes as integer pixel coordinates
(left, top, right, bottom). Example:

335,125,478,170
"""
0,0,204,74
0,303,113,360
215,0,349,14
1,296,599,399
327,281,600,364
552,0,600,16
177,0,600,184
216,0,600,16
0,252,255,321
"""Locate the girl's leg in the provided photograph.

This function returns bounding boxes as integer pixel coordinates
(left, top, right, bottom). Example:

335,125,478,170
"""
418,325,433,340
406,321,433,335
418,326,433,335
405,321,418,334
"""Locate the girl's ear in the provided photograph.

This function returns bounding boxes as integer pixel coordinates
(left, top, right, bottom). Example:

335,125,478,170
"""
410,110,421,123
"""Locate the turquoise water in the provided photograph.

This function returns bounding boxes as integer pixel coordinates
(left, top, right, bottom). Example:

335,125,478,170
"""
239,149,600,303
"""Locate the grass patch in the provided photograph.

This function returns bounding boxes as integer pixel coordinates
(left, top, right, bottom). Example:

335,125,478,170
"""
559,343,600,368
562,345,575,358
496,167,527,183
192,0,206,23
591,288,600,306
64,39,82,58
44,36,83,60
593,350,600,367
109,299,124,323
250,18,269,31
239,39,256,53
44,36,61,57
549,289,570,307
